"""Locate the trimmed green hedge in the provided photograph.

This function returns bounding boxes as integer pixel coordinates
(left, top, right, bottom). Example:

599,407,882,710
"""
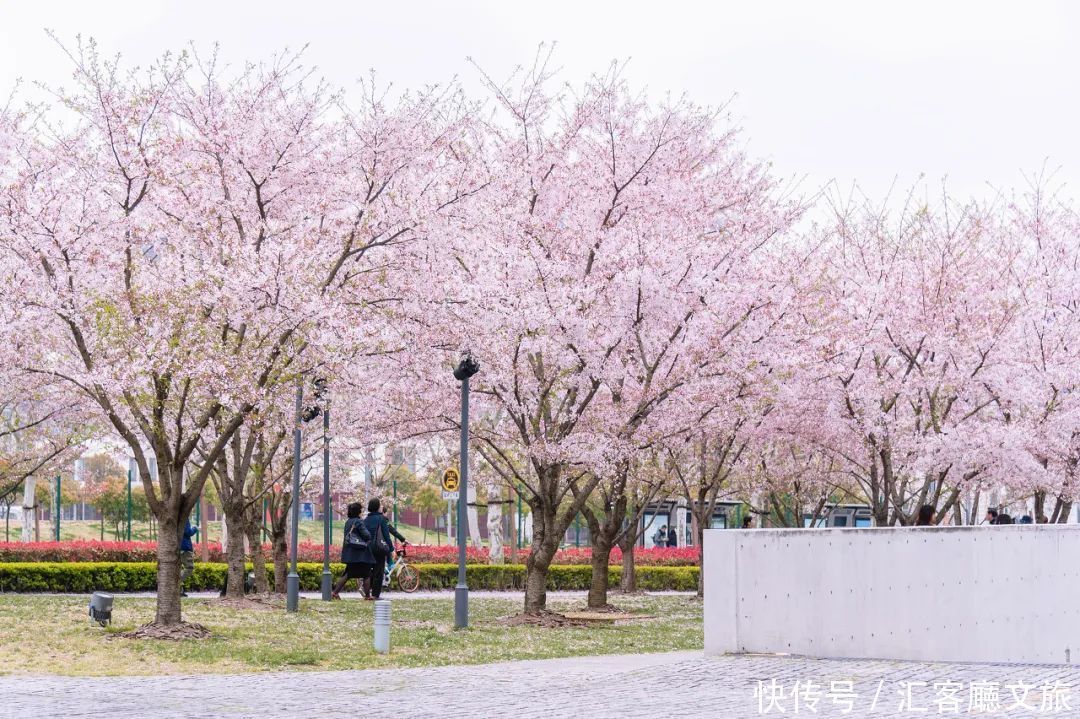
0,562,699,593
407,564,699,591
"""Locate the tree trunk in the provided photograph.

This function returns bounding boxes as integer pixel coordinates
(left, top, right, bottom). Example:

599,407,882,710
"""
199,492,210,562
155,518,182,626
695,515,706,597
488,499,504,564
587,539,613,609
524,535,558,614
245,505,269,594
467,484,481,547
580,497,621,609
272,528,288,594
20,477,35,543
222,501,247,599
509,486,519,565
619,535,637,593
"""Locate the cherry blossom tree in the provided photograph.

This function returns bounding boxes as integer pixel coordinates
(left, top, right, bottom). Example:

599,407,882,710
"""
0,40,480,629
796,188,1032,526
435,52,797,614
0,375,92,512
1000,182,1080,522
735,440,840,528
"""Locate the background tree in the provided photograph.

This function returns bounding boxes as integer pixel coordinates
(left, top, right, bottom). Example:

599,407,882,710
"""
411,482,445,544
441,53,794,614
1001,183,1080,523
86,476,149,540
797,190,1028,527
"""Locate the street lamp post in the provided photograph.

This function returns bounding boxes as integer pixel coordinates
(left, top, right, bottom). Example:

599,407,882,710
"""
286,381,303,613
453,355,480,630
321,403,332,602
287,377,328,612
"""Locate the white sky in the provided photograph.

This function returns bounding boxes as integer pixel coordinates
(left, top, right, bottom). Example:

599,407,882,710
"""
2,0,1078,202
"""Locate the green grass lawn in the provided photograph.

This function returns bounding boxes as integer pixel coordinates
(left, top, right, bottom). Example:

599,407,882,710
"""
22,520,442,546
0,594,702,676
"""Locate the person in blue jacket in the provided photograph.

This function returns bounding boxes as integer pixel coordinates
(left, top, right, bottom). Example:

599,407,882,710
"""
180,520,198,597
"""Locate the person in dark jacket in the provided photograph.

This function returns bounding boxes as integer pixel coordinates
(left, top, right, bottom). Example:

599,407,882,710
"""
667,525,678,547
916,504,935,526
180,520,198,597
332,502,375,600
363,497,407,599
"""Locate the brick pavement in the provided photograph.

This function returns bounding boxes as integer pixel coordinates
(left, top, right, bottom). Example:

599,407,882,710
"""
2,651,1079,718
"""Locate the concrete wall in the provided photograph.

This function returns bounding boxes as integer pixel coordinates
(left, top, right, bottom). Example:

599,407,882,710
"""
704,525,1080,664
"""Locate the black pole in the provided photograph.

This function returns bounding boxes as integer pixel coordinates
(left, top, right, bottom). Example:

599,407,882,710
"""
455,375,470,629
286,382,303,613
452,355,479,630
321,405,332,601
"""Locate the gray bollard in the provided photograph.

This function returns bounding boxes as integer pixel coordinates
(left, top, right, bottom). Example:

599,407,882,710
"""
374,599,391,654
89,592,114,627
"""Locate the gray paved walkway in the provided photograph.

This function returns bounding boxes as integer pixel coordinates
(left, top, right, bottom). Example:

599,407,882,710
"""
3,651,1080,718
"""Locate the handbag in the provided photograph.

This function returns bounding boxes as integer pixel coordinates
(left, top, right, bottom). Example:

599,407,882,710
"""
372,518,392,556
345,520,369,549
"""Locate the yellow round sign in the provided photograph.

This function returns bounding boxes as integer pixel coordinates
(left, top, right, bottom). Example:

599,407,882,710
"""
442,468,460,492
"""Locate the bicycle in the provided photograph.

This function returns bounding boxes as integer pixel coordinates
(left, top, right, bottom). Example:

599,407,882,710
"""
383,546,420,593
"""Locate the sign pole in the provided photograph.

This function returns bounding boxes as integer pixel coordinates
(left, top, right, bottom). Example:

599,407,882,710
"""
54,475,61,542
286,381,303,613
126,464,133,542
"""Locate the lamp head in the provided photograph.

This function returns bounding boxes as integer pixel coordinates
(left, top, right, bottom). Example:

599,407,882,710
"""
453,355,480,381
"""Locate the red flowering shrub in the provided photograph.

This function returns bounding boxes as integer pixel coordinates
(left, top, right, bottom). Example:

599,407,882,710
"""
394,544,489,564
518,546,699,566
0,541,226,563
0,540,698,565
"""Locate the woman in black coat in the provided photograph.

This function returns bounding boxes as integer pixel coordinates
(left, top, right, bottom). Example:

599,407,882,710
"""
331,502,374,599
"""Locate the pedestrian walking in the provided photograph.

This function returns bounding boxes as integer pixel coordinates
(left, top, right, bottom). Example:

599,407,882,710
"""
916,504,934,526
180,520,198,597
332,502,374,600
363,498,408,600
652,525,667,548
